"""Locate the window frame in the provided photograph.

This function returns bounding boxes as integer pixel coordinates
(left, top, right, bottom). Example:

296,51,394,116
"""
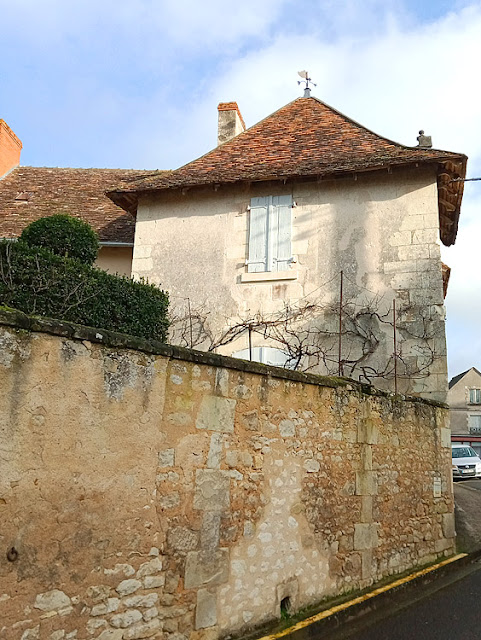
246,195,293,273
469,388,481,404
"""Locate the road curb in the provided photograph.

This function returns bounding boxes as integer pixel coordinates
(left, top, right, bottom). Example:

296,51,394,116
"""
254,551,481,640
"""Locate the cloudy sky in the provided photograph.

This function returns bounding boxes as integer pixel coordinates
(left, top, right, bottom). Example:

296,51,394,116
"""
1,0,480,377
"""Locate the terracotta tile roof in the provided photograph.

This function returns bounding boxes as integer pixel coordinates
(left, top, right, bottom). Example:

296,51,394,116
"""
109,96,466,245
0,166,167,243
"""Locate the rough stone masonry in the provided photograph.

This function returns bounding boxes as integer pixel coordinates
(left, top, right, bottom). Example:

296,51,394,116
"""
0,311,454,640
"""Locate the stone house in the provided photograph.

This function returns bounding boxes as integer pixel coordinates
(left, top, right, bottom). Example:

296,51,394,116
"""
0,118,166,275
109,93,467,402
449,367,481,454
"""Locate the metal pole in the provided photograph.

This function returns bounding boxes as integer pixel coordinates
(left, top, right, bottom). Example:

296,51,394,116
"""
187,297,193,349
248,325,253,361
393,298,398,394
338,270,343,376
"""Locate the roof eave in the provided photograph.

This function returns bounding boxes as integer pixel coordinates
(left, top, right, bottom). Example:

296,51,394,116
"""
437,156,467,247
108,154,467,217
107,190,139,216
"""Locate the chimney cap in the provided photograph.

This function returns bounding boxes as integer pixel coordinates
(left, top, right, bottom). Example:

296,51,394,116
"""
217,102,246,130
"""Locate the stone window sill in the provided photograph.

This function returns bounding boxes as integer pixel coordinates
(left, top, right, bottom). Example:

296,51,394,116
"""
240,270,298,283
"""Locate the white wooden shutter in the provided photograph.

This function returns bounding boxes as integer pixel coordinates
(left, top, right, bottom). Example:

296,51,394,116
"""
271,195,292,271
247,197,269,272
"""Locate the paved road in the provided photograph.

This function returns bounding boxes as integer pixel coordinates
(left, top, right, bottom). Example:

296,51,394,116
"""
457,478,481,491
321,559,481,640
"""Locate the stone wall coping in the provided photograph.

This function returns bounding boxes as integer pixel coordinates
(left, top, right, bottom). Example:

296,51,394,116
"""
0,307,448,409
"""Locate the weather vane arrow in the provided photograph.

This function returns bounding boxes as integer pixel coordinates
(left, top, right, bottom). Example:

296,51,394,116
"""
297,70,316,97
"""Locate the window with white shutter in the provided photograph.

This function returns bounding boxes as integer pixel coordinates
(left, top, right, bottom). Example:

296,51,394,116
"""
247,195,292,272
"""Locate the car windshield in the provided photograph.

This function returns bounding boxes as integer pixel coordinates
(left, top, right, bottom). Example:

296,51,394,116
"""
452,447,477,459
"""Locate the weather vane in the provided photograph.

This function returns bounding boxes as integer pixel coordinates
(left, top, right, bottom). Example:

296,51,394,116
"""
297,70,316,97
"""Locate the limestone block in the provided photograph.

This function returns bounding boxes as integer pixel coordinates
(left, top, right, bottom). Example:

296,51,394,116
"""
411,228,438,245
195,588,218,629
136,557,162,578
361,549,373,579
214,368,229,396
159,492,180,509
134,245,152,259
116,579,142,597
167,526,199,553
207,433,223,469
361,446,372,470
201,512,221,551
240,410,259,431
360,496,373,523
143,576,165,589
400,214,424,231
303,459,320,473
184,549,229,589
97,630,124,640
86,585,111,602
158,448,175,467
49,632,66,640
87,619,107,633
191,628,219,640
196,396,236,433
357,419,378,445
384,259,417,274
435,537,453,553
398,244,430,261
356,471,377,496
440,428,451,448
34,590,71,612
110,609,143,628
389,230,412,247
143,606,159,621
91,598,120,616
133,257,153,271
354,523,378,550
104,564,135,577
279,419,295,437
193,470,230,511
122,618,161,639
123,593,159,609
442,513,455,539
21,628,40,640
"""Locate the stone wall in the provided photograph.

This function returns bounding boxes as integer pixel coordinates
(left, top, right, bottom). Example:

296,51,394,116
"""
0,311,455,640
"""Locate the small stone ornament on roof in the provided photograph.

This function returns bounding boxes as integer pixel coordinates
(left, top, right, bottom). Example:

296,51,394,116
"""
417,130,432,148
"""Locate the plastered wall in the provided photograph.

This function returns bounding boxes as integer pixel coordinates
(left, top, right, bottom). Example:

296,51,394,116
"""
132,167,447,402
0,313,454,640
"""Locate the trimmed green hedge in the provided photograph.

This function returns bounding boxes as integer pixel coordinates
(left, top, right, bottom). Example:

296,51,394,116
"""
20,214,100,265
0,240,169,342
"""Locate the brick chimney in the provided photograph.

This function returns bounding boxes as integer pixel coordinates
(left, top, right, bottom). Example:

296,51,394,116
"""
217,102,246,146
0,120,22,178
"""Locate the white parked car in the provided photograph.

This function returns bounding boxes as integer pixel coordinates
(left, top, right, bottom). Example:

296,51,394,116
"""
452,444,481,480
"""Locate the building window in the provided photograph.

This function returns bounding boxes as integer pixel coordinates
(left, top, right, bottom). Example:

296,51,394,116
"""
233,346,295,369
247,195,292,273
469,388,481,404
469,414,481,434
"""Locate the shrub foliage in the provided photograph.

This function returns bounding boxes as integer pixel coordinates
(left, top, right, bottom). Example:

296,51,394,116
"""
20,214,100,265
0,240,169,342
